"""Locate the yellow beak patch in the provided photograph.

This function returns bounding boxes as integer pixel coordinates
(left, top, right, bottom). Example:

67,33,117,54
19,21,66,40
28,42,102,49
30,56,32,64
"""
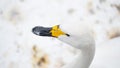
50,25,66,37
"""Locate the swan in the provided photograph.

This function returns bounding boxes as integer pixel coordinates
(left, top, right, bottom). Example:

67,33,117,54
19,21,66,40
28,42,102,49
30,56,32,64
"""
32,23,120,68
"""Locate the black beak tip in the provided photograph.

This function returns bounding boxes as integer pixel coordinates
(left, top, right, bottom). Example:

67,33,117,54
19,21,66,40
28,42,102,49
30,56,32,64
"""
32,26,52,37
32,26,42,36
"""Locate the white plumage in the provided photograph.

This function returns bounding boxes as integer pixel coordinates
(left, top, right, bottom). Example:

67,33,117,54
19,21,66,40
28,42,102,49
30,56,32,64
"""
56,22,120,68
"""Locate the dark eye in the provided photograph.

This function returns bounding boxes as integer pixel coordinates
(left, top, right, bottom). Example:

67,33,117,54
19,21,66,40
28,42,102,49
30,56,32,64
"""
66,34,70,37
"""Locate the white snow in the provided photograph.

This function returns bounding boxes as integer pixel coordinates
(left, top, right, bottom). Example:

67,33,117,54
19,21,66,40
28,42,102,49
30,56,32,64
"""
0,0,120,68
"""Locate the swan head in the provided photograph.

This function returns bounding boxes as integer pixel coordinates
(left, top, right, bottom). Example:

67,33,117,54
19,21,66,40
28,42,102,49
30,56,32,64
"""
32,25,70,37
32,25,94,49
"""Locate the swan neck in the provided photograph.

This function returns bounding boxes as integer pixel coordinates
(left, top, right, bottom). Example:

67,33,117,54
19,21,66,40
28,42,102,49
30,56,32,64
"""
63,45,95,68
82,46,95,67
75,46,95,68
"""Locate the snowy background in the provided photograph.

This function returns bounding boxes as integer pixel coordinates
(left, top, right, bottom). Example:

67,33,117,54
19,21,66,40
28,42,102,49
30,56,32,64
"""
0,0,120,68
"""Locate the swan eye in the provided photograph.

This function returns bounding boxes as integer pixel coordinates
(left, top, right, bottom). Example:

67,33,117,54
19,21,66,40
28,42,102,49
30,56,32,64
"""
32,25,70,37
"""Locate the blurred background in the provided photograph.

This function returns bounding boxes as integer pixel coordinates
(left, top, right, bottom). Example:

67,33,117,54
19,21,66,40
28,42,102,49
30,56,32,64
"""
0,0,120,68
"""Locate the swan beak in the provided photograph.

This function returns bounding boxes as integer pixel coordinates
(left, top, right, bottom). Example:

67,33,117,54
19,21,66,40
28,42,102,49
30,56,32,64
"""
32,25,69,37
